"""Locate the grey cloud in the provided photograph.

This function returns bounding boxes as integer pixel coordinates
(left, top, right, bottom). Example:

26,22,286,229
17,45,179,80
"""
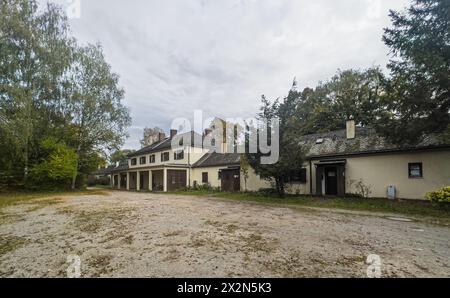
46,0,410,149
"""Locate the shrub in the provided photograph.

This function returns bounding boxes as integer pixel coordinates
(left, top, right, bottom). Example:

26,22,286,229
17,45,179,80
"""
426,186,450,205
258,188,278,197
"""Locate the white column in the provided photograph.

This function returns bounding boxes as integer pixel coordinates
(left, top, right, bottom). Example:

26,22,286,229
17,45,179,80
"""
110,175,114,188
149,170,153,191
126,172,130,190
118,174,121,190
136,171,140,191
163,168,168,192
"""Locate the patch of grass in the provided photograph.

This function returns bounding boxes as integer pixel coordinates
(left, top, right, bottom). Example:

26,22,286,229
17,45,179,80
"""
88,254,114,276
0,212,24,226
170,190,450,222
163,230,183,237
0,235,29,256
0,189,110,210
69,208,133,234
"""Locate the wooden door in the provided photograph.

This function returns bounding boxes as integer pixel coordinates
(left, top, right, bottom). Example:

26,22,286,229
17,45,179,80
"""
221,169,240,192
167,170,187,191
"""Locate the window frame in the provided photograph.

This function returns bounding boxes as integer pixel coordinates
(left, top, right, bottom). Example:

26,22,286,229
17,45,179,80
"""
149,155,156,164
283,168,307,184
161,152,170,162
174,150,184,161
202,172,209,184
139,156,147,165
130,158,137,166
408,162,423,179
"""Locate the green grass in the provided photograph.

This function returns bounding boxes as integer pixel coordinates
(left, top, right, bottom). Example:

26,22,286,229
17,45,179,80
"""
169,190,450,221
0,189,109,209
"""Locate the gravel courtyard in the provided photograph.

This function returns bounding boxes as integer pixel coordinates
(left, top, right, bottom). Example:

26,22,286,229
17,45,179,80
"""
1,191,449,278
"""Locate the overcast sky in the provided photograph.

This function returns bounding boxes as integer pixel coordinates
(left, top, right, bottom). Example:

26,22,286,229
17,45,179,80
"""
47,0,409,149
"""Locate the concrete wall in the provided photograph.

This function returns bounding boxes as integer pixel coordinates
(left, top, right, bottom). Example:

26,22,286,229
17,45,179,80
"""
311,150,450,200
242,168,273,192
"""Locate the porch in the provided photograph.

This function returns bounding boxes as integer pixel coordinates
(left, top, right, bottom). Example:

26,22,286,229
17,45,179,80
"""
111,168,188,192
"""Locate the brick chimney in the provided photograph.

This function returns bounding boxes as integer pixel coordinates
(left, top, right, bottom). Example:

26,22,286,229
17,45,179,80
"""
170,129,178,138
346,120,356,139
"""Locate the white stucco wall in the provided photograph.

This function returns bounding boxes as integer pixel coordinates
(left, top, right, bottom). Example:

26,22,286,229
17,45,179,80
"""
311,150,450,200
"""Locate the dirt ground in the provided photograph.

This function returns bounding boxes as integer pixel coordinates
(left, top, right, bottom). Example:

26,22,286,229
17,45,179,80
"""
1,191,449,278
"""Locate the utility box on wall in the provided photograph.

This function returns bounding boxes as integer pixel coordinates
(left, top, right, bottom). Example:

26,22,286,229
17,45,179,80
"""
387,185,396,200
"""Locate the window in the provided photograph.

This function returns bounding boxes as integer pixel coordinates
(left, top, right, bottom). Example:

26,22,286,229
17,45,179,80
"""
174,150,184,160
149,155,155,163
139,156,146,165
202,172,208,184
283,168,307,184
409,163,423,178
131,158,137,166
161,152,170,162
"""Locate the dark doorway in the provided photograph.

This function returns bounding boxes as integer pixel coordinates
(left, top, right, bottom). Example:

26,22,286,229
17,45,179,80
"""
221,169,240,192
315,162,346,196
140,173,145,190
114,175,118,188
325,167,338,195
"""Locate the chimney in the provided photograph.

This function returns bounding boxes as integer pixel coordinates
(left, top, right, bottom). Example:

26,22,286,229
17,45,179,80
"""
204,129,212,136
158,132,166,141
170,129,178,138
346,120,356,139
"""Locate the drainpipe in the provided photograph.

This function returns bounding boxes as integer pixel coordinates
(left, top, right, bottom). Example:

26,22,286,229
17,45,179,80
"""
188,146,191,187
309,160,313,196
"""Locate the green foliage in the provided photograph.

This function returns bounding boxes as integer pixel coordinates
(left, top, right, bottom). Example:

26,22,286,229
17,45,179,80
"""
110,149,135,164
378,0,450,144
246,84,306,197
29,138,78,188
293,68,385,135
87,175,110,187
0,0,131,190
426,187,450,205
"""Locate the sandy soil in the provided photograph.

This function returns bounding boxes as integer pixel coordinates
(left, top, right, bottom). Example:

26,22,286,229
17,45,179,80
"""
0,191,449,278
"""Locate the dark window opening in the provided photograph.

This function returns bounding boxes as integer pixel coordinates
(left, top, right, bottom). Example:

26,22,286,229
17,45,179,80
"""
149,155,155,163
202,172,208,184
161,152,170,162
283,168,307,184
140,156,146,165
409,163,423,178
174,150,184,160
131,158,137,166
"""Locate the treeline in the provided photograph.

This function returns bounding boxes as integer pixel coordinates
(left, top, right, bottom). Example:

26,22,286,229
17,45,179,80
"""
0,0,131,190
248,0,450,196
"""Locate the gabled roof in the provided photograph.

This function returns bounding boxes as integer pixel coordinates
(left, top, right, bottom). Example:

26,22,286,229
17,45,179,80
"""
192,152,241,168
127,131,203,158
299,127,449,159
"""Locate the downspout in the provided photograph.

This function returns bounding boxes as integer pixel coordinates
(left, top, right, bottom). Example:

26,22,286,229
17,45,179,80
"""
188,146,191,187
309,160,313,196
